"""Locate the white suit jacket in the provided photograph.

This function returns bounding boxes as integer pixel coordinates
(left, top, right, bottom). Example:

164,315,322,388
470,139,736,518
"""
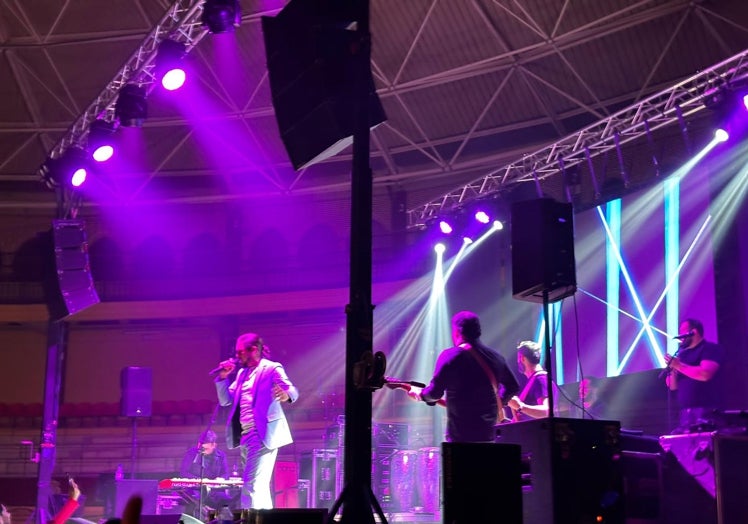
215,358,299,450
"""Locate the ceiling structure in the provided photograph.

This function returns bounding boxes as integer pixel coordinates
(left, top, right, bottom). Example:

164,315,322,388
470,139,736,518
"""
1,0,748,228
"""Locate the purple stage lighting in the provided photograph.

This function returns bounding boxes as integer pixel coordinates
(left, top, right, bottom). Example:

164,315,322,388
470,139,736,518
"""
475,210,490,224
439,220,453,234
161,68,186,91
92,145,114,162
742,93,748,111
715,128,729,143
71,168,87,187
88,119,117,162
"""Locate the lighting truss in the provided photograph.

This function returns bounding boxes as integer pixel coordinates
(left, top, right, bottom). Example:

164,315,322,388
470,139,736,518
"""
45,0,210,161
406,48,748,230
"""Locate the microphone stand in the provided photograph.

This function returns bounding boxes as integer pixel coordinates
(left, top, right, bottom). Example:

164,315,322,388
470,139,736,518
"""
196,403,223,520
661,344,682,432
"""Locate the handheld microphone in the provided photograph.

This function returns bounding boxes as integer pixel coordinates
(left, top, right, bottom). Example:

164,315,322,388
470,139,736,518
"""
672,330,695,340
209,358,238,375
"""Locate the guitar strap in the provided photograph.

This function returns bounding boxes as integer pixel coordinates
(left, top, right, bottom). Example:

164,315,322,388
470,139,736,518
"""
463,344,506,422
511,370,548,421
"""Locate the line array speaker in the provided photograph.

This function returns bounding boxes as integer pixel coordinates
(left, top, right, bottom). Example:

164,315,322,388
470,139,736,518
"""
261,0,386,171
43,219,100,320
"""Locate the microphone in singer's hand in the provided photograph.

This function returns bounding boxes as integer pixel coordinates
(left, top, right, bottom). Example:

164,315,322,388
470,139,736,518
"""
672,330,695,340
209,358,237,375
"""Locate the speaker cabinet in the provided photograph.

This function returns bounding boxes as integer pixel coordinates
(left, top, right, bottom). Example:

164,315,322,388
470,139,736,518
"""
261,1,386,170
43,219,100,320
107,479,158,518
120,367,153,417
442,442,523,524
510,198,576,303
496,418,625,524
299,449,338,510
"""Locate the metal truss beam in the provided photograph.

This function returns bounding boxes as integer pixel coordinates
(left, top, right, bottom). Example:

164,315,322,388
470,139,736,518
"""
48,0,208,159
406,48,748,229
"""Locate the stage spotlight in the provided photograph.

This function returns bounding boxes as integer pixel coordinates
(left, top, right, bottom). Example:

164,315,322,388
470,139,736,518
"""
742,93,748,111
715,128,729,143
463,237,473,245
87,119,117,162
475,210,490,224
156,39,187,91
439,220,453,235
39,147,90,189
201,0,240,34
115,84,147,127
434,243,446,254
493,220,504,230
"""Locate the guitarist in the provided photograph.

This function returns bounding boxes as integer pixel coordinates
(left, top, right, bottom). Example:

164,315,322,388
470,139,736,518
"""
507,341,549,421
406,311,520,442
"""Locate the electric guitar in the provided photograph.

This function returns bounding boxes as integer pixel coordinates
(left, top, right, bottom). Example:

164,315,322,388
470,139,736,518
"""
384,377,446,407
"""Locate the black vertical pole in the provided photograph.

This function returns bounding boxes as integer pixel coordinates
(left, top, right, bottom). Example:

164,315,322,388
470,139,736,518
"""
542,291,555,418
35,320,68,524
336,0,380,523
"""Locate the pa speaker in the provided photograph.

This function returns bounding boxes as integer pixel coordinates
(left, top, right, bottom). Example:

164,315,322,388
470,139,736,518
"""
442,442,523,524
120,367,152,417
511,198,576,303
261,1,386,170
42,219,100,320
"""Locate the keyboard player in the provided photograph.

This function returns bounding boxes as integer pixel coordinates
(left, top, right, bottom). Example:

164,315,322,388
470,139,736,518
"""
178,430,235,514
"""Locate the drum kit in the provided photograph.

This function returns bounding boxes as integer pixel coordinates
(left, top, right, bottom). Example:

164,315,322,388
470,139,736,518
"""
389,446,441,514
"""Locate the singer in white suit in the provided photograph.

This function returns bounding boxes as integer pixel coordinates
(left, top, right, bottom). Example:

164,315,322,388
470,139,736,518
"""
214,332,299,509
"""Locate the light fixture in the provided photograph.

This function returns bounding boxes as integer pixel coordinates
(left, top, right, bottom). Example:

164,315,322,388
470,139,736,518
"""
474,210,490,224
438,220,453,235
39,147,90,189
201,0,241,34
87,119,118,162
155,39,187,91
715,128,729,143
115,84,148,127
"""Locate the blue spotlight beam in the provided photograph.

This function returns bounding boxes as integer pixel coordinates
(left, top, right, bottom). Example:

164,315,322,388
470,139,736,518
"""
616,214,712,374
596,206,664,367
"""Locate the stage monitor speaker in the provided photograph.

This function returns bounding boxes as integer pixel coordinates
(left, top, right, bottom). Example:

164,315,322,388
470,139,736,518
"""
42,219,100,320
141,515,203,524
108,479,158,518
496,418,625,524
244,508,327,524
261,1,386,171
510,198,576,303
442,442,523,524
120,366,152,417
